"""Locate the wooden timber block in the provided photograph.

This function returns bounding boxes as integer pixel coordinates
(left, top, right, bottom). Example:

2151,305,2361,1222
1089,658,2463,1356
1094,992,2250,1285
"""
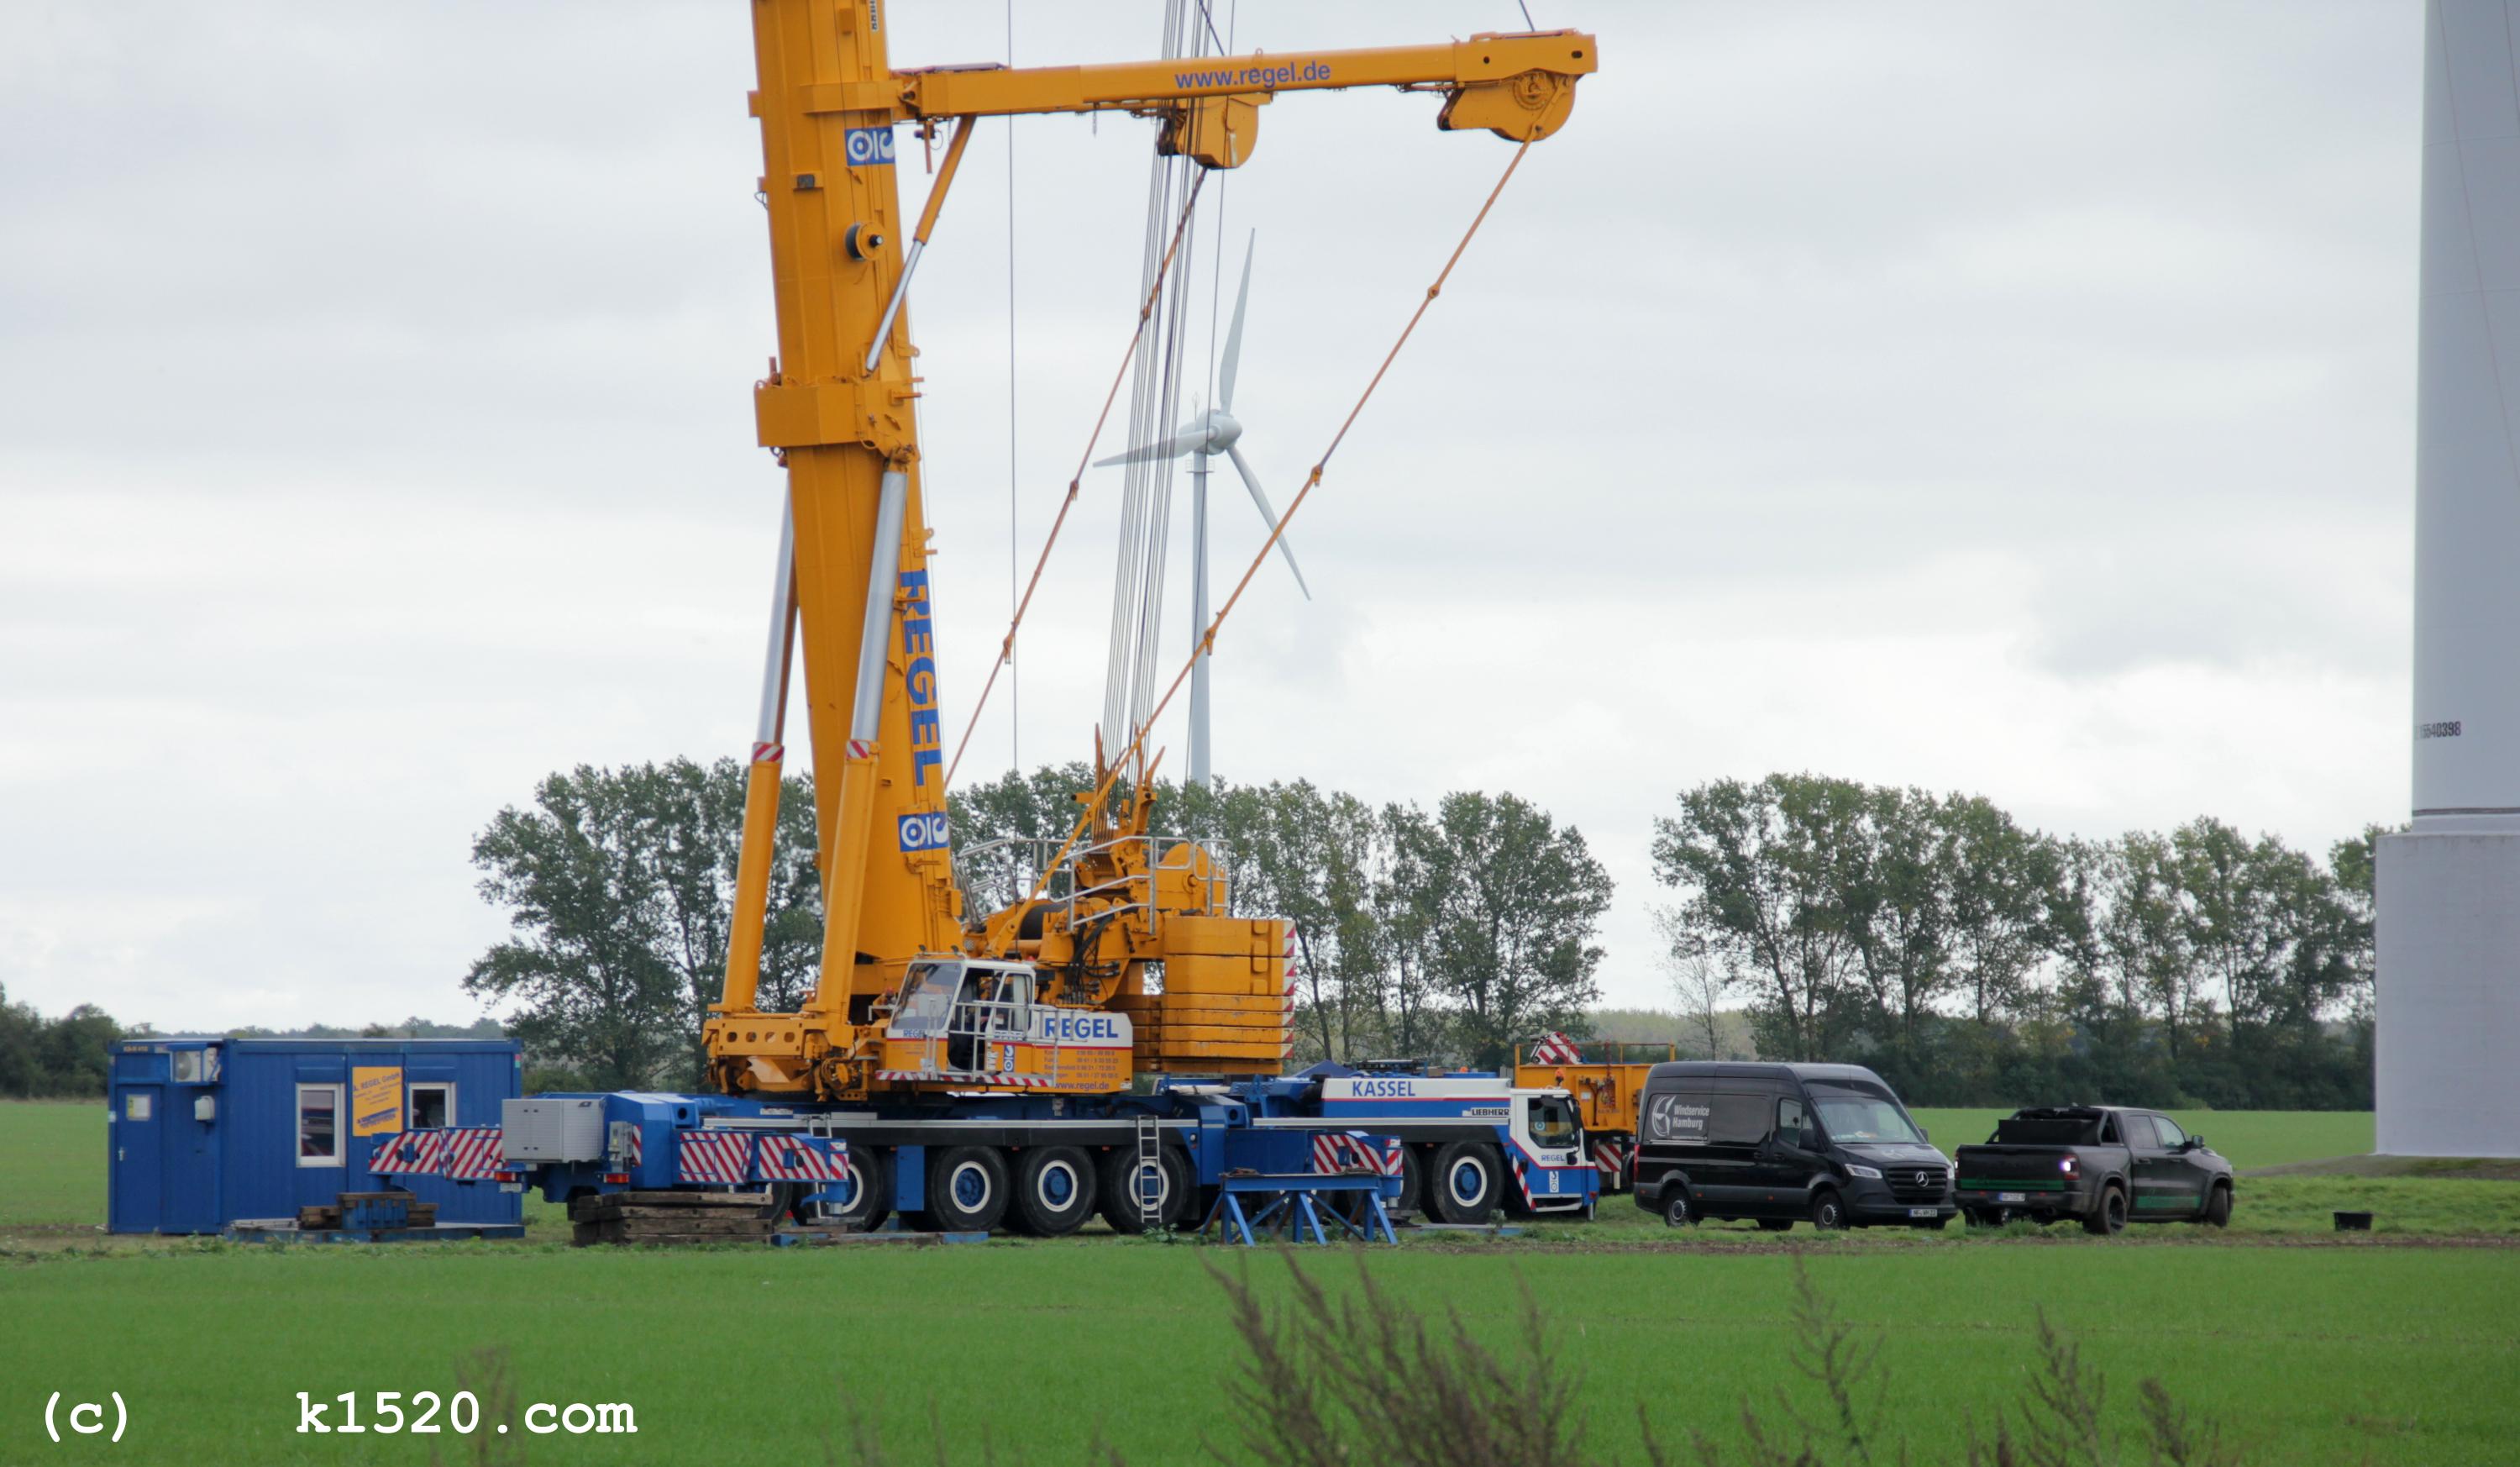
297,1205,343,1230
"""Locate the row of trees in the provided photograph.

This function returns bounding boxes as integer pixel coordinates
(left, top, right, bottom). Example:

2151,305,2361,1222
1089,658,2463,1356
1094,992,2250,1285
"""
0,986,122,1097
459,760,2381,1107
461,759,1616,1086
0,991,508,1099
950,764,1616,1069
1653,774,2378,1109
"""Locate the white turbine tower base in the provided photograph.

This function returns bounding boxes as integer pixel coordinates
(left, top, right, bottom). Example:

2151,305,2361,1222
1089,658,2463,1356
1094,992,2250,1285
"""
1095,231,1310,789
2376,0,2520,1160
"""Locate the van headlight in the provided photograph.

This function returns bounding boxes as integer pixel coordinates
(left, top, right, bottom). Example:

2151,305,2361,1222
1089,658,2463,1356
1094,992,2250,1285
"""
1845,1164,1883,1180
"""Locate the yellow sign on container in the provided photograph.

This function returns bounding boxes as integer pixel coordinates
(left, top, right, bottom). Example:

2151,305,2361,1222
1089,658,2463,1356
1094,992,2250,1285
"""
351,1066,404,1137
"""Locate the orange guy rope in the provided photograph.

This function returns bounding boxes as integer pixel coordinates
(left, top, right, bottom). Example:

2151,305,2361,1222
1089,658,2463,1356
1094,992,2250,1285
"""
1019,137,1540,905
943,169,1210,786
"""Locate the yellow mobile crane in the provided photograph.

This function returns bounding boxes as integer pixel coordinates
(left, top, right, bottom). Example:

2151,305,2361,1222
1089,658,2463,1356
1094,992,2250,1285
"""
703,2,1597,1106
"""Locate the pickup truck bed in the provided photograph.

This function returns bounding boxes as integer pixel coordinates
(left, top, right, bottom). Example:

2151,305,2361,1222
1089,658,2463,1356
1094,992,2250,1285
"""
1954,1107,2234,1234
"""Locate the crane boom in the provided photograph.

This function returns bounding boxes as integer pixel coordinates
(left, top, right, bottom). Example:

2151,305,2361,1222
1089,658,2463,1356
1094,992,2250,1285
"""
706,0,1598,1100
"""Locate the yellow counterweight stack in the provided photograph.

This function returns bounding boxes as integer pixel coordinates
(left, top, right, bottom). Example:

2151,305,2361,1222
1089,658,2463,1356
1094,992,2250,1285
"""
1122,915,1295,1074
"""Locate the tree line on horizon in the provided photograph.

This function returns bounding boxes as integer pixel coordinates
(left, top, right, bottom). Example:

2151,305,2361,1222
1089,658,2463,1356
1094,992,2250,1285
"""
452,758,2376,1110
1654,773,2379,1110
2,759,2376,1112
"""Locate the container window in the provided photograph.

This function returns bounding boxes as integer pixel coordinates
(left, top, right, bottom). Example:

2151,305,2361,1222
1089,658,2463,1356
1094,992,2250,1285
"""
408,1082,454,1131
171,1049,203,1083
297,1084,344,1166
125,1092,152,1123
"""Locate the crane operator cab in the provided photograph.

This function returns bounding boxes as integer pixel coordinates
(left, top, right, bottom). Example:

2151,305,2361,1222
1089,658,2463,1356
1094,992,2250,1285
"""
878,959,1136,1093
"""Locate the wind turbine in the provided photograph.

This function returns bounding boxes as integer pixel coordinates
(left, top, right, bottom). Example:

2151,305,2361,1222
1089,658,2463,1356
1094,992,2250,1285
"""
1095,231,1309,790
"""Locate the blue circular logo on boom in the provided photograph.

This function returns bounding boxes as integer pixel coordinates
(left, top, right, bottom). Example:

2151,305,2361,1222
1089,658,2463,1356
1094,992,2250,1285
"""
845,126,897,167
897,812,949,853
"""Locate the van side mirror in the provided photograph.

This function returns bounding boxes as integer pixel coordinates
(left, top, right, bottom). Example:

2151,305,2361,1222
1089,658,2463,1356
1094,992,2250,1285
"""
1919,1126,1930,1142
1799,1124,1822,1152
2185,1134,2204,1152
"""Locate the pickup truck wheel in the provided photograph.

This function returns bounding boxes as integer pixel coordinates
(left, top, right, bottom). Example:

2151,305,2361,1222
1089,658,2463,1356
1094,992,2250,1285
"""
2203,1181,2233,1228
1809,1189,1846,1231
1662,1189,1696,1228
927,1146,1011,1233
2082,1184,2128,1236
1429,1142,1502,1224
1756,1218,1794,1233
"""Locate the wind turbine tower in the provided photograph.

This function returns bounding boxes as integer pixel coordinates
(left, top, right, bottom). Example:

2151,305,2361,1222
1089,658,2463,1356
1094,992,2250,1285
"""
1097,233,1310,789
2376,0,2520,1159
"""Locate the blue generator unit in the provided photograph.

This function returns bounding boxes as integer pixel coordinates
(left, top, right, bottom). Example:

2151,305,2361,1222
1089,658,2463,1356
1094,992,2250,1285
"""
107,1037,524,1234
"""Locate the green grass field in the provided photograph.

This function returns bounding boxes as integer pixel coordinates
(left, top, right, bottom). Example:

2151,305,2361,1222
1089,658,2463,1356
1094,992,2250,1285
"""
4,1102,2513,1465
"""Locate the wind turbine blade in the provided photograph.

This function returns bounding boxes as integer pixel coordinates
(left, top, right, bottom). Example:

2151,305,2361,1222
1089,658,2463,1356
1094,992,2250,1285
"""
1220,229,1254,414
1091,429,1204,469
1225,441,1312,602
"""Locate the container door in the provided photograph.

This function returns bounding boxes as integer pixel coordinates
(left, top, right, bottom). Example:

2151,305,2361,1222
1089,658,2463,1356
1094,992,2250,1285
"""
110,1086,164,1233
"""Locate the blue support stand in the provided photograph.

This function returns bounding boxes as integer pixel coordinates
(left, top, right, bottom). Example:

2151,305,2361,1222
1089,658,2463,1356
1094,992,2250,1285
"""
1198,1174,1399,1246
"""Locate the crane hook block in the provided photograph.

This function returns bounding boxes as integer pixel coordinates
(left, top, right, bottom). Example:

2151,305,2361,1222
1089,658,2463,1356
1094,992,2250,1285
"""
1437,68,1578,142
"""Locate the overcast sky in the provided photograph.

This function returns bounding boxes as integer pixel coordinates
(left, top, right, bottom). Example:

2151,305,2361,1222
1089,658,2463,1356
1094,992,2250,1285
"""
0,3,2423,1031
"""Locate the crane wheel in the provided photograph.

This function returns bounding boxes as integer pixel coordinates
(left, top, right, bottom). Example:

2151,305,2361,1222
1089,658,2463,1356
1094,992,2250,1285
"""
1392,1148,1425,1217
1097,1144,1191,1234
1011,1146,1099,1237
927,1146,1011,1233
819,1149,890,1233
1427,1141,1502,1224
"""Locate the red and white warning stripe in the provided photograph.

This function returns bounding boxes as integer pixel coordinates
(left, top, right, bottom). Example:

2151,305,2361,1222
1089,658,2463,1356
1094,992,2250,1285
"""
677,1131,754,1185
372,1131,438,1176
751,742,785,764
1530,1031,1583,1066
874,1070,1056,1088
1592,1140,1632,1181
755,1134,850,1183
444,1127,506,1181
847,739,874,760
1311,1133,1405,1176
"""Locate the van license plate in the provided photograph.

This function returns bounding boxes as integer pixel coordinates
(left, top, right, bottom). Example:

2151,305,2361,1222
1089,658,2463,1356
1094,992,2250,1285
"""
1907,1207,1938,1218
1998,1191,2026,1203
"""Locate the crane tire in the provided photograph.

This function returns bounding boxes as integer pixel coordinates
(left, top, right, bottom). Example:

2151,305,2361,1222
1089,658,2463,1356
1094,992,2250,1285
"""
1098,1144,1191,1234
927,1146,1011,1233
1011,1146,1098,1238
1428,1141,1503,1224
1393,1146,1425,1216
822,1149,890,1233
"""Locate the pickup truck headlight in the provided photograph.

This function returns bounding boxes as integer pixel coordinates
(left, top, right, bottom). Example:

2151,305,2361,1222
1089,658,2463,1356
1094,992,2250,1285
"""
1845,1164,1883,1180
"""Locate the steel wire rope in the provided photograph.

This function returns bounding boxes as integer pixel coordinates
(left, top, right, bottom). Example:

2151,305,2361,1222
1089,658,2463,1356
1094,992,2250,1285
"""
1016,134,1542,906
942,169,1210,787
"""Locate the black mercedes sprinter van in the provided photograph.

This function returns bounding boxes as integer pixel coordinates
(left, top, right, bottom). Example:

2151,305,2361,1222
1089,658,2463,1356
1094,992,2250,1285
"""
1630,1061,1955,1230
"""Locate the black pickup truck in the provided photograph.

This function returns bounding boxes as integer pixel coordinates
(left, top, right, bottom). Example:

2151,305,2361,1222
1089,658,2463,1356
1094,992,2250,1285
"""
1953,1106,2234,1234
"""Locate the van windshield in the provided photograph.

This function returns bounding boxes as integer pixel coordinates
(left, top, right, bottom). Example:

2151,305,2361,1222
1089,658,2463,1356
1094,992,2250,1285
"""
1809,1085,1925,1145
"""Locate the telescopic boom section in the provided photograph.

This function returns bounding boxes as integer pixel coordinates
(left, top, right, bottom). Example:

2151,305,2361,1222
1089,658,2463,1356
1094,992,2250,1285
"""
706,0,1598,1100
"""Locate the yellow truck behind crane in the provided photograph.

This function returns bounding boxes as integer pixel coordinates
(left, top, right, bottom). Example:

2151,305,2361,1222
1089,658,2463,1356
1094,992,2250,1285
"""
1515,1033,1678,1194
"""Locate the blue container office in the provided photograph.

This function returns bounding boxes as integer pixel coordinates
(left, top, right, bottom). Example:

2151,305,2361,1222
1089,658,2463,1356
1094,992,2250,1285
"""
107,1036,523,1234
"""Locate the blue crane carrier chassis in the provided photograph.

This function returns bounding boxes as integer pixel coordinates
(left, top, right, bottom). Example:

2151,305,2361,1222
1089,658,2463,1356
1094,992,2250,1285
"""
374,1070,1595,1241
